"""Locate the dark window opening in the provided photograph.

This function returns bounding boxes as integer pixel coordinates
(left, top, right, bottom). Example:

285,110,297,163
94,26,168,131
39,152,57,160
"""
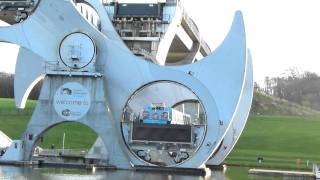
28,134,33,140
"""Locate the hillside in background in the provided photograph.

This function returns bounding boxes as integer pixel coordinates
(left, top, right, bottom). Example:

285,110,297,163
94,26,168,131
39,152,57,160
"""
250,91,320,116
262,70,320,111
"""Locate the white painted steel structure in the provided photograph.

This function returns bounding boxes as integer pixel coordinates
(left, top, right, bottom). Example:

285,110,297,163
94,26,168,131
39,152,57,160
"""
206,50,253,165
0,0,252,169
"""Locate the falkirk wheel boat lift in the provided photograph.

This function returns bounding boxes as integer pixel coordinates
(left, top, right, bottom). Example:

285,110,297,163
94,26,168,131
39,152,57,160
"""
0,0,253,171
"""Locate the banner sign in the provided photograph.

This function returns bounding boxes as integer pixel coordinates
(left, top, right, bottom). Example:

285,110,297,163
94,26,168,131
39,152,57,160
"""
54,82,91,120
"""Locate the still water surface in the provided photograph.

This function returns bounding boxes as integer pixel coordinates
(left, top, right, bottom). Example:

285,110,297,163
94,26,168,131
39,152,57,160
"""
0,165,312,180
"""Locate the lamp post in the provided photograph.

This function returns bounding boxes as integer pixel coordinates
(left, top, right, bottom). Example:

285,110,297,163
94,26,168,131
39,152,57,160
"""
62,132,65,153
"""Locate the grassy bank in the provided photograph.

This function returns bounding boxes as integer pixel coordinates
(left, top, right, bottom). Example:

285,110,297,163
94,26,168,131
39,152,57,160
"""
0,98,97,150
226,115,320,170
1,98,320,170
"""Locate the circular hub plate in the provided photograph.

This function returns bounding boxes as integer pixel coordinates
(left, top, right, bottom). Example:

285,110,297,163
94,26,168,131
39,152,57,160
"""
59,32,96,69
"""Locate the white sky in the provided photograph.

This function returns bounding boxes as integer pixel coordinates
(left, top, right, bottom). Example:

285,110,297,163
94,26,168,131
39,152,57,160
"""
1,0,320,86
183,0,320,85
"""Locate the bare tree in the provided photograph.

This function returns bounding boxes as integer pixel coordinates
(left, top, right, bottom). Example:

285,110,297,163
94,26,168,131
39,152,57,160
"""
0,72,42,100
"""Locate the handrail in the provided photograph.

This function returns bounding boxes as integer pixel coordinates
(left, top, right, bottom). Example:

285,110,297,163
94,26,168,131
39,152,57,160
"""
38,149,88,157
44,61,104,72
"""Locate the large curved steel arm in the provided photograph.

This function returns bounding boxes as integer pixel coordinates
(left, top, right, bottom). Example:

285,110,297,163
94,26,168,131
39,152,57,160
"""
207,49,254,165
1,0,248,168
173,11,247,138
0,0,221,168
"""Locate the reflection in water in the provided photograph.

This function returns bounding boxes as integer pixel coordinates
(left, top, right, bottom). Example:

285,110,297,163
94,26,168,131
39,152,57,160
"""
0,166,40,180
0,165,309,180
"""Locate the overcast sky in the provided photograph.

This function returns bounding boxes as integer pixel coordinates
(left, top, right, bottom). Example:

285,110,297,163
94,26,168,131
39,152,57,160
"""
1,0,320,85
183,0,320,85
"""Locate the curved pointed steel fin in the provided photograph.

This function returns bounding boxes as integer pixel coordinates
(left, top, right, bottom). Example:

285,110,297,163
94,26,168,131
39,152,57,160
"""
207,49,254,165
14,47,45,109
173,11,247,136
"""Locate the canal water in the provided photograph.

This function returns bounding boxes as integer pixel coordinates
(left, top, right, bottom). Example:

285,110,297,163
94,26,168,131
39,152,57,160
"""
0,165,312,180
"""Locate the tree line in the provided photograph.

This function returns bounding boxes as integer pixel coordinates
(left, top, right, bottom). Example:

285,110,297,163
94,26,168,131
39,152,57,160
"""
255,68,320,111
0,72,41,100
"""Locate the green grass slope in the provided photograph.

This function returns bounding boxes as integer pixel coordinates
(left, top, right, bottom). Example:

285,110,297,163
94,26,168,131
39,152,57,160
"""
226,115,320,170
0,98,97,150
226,92,320,170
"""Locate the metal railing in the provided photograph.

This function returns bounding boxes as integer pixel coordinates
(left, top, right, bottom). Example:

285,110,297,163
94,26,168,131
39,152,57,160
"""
38,149,88,157
44,61,104,77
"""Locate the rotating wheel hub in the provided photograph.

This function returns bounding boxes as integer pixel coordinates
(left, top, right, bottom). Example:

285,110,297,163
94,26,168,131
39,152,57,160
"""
59,32,96,70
